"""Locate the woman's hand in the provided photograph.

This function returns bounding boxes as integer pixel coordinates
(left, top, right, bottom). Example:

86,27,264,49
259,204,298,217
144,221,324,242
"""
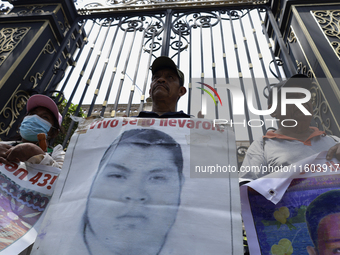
6,143,45,162
0,143,12,164
326,143,340,161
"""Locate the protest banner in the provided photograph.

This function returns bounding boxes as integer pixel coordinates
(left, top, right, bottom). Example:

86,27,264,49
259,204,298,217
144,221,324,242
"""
0,161,60,255
241,152,340,255
32,117,242,255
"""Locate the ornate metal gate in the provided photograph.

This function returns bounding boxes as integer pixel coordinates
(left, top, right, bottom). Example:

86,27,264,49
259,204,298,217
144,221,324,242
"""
1,0,339,151
56,2,288,148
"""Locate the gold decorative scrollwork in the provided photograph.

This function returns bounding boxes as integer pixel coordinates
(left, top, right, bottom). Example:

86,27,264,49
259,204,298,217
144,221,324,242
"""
312,10,340,60
287,27,297,43
296,61,335,134
331,41,340,57
30,71,45,89
15,5,49,15
296,60,307,75
42,40,56,55
58,21,64,31
65,20,70,33
54,58,62,69
0,89,29,136
311,83,333,135
295,60,333,134
0,27,30,66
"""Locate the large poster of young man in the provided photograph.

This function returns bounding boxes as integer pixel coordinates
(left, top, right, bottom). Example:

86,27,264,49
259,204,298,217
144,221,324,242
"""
31,117,242,255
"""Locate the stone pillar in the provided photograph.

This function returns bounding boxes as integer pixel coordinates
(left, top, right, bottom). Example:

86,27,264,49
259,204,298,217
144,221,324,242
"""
0,0,84,140
269,0,340,136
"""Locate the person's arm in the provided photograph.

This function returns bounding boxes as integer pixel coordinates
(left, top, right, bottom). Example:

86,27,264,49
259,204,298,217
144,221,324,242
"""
239,139,267,182
6,143,45,162
27,144,65,169
6,143,65,169
326,136,340,160
0,143,13,164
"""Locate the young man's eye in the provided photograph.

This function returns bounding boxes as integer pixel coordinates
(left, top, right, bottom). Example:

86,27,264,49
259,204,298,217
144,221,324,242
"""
150,175,167,181
108,174,126,179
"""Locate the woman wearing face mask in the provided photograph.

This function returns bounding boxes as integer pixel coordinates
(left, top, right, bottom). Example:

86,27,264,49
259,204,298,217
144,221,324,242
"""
0,95,65,169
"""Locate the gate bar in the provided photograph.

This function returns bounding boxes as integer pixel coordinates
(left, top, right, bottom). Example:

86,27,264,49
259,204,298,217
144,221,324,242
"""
209,23,219,120
56,20,93,103
126,29,147,117
138,31,156,113
248,11,270,87
257,9,282,82
63,19,111,147
87,20,117,117
61,21,103,120
219,12,233,124
265,7,296,77
229,11,253,143
238,11,267,134
161,9,172,56
187,27,192,115
99,18,127,117
113,28,137,115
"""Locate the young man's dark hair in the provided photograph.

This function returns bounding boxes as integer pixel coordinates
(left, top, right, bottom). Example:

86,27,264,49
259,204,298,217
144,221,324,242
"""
98,128,184,179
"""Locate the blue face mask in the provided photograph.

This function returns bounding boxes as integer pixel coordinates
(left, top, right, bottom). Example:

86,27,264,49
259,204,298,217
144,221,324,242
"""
19,115,52,142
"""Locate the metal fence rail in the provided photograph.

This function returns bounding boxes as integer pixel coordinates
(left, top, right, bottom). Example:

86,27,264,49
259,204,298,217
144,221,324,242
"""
55,7,287,145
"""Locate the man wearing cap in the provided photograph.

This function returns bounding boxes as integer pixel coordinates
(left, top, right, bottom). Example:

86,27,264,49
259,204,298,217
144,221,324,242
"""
137,56,189,118
240,74,340,181
0,94,65,169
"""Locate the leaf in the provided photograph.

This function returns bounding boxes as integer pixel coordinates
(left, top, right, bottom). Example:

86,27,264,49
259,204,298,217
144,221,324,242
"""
286,222,297,230
21,221,32,229
23,212,41,218
10,198,16,211
276,221,282,229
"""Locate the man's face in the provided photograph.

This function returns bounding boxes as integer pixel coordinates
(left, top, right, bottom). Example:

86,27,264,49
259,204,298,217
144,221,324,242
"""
317,213,340,254
271,92,313,127
87,144,182,254
149,68,184,104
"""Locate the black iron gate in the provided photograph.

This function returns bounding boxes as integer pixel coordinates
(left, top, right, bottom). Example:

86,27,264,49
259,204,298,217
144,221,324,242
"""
56,6,290,148
1,0,339,150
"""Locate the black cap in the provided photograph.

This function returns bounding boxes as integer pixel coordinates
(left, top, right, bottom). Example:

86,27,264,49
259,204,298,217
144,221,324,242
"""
268,74,312,105
151,56,185,86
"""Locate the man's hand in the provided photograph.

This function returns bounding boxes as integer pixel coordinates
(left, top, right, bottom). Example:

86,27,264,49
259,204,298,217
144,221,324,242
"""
6,143,45,163
326,143,340,161
0,143,12,164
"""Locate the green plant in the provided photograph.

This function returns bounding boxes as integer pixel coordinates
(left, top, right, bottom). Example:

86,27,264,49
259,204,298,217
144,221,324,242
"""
53,98,85,148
